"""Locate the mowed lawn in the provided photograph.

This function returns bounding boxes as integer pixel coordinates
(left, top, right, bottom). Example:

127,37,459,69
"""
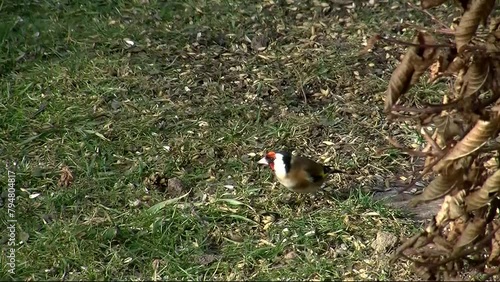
0,0,452,280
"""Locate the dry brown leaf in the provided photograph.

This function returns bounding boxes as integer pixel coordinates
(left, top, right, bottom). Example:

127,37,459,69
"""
435,190,467,226
359,34,381,55
444,56,467,75
433,235,454,251
465,169,500,212
452,217,487,254
412,264,432,280
429,60,441,81
484,155,500,173
453,68,467,99
486,30,500,53
422,126,444,168
380,0,499,277
384,32,439,112
433,113,465,143
443,270,461,281
447,216,468,242
455,0,496,53
427,48,458,83
251,34,268,52
465,159,482,183
58,166,74,188
413,33,440,79
487,220,500,265
459,57,490,98
283,251,297,260
384,56,414,112
421,0,447,9
438,48,457,72
409,173,463,207
490,16,500,32
405,242,449,257
390,232,423,263
435,116,500,172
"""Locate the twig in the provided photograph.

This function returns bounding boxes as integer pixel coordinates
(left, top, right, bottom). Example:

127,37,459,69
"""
396,126,472,193
386,136,433,157
421,101,459,110
392,105,434,113
293,69,308,104
433,225,500,268
461,44,488,53
387,112,420,121
359,34,454,55
401,23,455,36
400,252,426,265
301,87,308,104
407,1,449,29
420,127,444,156
397,148,448,194
391,232,425,263
378,35,454,49
392,101,460,114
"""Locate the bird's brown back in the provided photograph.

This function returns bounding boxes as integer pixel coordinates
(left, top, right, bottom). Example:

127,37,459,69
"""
286,156,327,193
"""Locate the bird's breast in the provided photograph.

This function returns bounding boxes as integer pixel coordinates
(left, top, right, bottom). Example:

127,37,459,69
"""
275,173,297,189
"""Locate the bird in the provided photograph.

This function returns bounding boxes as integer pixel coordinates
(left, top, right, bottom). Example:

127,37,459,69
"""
257,150,346,194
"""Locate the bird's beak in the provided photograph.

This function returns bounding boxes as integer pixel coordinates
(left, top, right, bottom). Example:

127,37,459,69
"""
257,157,268,165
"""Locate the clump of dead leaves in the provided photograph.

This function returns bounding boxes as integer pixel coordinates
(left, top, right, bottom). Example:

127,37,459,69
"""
58,166,74,188
366,0,500,280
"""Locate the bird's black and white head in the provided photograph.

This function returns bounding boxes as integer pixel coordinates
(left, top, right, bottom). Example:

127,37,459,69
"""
257,151,292,176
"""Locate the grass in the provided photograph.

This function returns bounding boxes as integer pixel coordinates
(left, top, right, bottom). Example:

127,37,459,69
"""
0,0,458,280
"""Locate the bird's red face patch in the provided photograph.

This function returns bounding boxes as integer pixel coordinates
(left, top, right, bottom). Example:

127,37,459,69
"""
265,151,276,171
258,151,278,170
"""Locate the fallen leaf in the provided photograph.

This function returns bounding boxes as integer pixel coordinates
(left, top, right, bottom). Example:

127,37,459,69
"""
58,166,74,188
284,251,297,260
371,231,398,253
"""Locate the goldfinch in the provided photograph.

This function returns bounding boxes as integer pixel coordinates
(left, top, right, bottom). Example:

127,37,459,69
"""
257,151,345,194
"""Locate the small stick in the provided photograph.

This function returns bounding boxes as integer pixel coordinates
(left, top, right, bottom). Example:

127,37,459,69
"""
433,225,500,267
379,35,453,49
407,1,449,29
387,112,420,120
386,136,434,157
392,101,460,114
420,127,444,156
359,34,454,55
401,23,455,36
397,149,447,194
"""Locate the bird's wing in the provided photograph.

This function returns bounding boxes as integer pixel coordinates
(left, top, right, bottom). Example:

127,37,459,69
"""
292,156,325,183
